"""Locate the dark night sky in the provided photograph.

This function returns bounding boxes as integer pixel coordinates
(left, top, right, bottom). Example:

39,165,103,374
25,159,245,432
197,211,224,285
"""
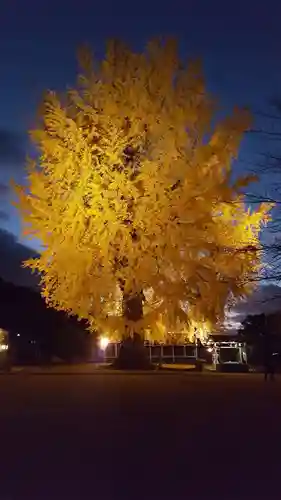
0,0,280,248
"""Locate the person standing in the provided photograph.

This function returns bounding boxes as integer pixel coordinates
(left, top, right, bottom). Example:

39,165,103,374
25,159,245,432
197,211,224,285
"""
263,332,275,382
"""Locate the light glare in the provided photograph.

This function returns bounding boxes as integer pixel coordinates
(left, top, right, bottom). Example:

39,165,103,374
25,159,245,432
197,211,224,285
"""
99,336,109,351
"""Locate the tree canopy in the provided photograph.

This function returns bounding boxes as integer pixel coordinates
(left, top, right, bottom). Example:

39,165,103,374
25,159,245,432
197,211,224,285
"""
14,39,271,340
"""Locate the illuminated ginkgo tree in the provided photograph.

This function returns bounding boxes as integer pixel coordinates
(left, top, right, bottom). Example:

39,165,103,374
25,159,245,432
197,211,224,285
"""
14,39,271,367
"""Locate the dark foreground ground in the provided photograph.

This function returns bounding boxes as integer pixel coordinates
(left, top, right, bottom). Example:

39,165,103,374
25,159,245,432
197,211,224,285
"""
0,372,280,500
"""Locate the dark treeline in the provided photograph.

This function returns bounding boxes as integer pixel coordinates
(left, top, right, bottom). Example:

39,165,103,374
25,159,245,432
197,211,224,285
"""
0,278,94,364
239,311,281,365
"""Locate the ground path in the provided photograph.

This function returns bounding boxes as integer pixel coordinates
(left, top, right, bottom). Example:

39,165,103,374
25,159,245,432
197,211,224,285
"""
0,371,279,499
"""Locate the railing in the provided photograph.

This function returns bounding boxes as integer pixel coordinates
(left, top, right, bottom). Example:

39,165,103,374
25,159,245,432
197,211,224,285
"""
104,343,198,363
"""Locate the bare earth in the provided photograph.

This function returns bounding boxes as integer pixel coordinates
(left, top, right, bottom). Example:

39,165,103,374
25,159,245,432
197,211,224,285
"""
0,371,279,500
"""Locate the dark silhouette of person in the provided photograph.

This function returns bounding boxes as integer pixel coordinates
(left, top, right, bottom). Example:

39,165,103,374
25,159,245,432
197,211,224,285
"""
262,332,275,382
196,338,202,359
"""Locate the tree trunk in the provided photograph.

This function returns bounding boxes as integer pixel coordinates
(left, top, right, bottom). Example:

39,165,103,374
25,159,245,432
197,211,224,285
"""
113,292,153,370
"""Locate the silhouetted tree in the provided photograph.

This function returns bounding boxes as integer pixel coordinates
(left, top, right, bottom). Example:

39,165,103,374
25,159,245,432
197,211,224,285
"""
0,278,91,364
239,311,281,365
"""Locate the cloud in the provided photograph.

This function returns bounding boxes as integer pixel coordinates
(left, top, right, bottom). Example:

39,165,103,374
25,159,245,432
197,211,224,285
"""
0,183,9,195
0,229,39,288
0,129,25,167
0,210,9,221
232,285,281,323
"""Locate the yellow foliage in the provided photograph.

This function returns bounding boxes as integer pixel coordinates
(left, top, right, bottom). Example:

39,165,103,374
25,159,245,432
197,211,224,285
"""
13,39,272,340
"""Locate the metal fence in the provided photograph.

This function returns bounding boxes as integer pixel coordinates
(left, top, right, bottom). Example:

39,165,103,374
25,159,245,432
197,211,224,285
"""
104,343,197,363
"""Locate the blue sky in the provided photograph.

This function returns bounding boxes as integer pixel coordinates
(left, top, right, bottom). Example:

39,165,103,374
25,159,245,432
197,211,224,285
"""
0,0,281,250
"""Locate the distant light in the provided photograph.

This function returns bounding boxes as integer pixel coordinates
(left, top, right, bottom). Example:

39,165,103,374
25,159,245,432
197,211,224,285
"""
17,334,20,337
99,336,110,351
0,344,8,351
207,347,212,353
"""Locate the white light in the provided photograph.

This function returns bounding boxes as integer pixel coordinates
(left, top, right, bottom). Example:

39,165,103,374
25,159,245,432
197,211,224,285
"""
99,336,110,351
0,344,8,351
207,347,212,353
17,334,20,337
